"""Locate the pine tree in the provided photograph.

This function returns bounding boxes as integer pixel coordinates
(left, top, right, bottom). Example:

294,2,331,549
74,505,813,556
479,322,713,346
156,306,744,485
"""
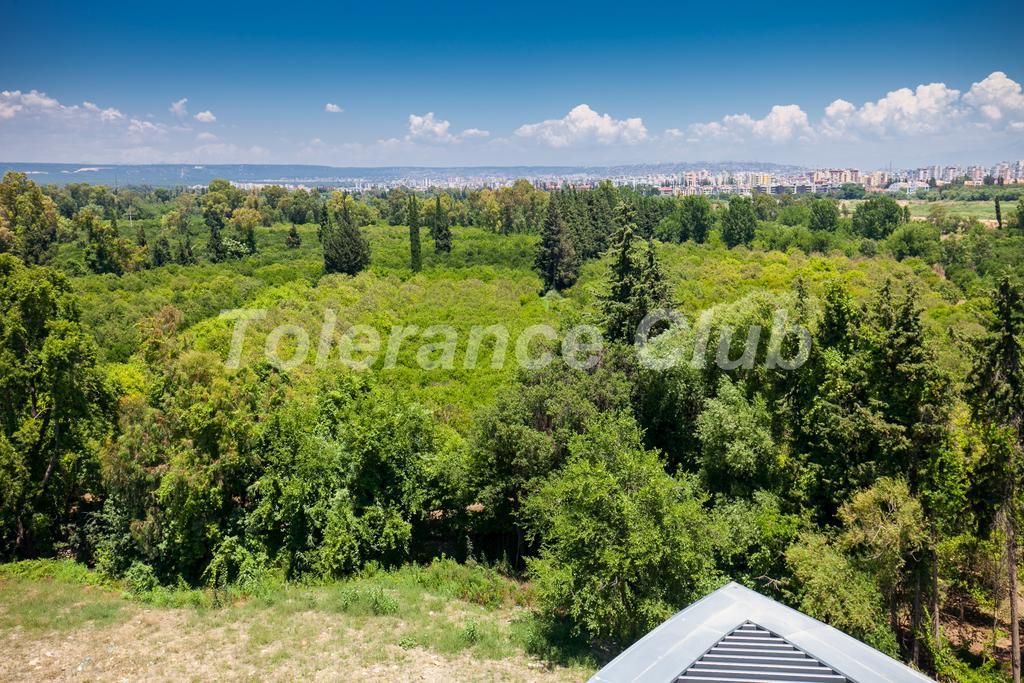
150,235,171,267
323,193,371,275
639,239,669,313
408,196,422,272
968,275,1024,683
175,234,197,265
204,205,226,263
285,223,301,249
599,203,667,343
534,194,579,292
432,195,451,254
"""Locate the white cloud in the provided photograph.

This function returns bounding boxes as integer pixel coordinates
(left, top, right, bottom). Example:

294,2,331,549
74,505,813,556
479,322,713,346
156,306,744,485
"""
688,104,813,144
194,110,216,123
128,119,165,135
964,71,1024,123
406,112,488,144
0,89,129,126
324,102,344,113
408,112,454,143
83,101,124,122
169,97,188,118
515,104,647,147
196,131,217,142
822,82,963,137
0,89,54,118
19,90,60,109
0,99,22,120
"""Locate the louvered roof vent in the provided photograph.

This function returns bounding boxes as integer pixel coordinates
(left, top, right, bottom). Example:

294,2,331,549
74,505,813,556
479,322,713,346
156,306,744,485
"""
589,582,934,683
677,621,848,683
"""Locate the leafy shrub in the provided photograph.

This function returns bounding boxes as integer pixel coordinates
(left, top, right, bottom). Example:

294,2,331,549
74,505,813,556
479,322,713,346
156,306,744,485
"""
785,533,897,656
523,412,719,647
124,561,158,595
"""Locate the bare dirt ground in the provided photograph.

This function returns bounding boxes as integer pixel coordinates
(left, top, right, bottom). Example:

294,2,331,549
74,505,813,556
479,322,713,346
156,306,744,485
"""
0,578,586,682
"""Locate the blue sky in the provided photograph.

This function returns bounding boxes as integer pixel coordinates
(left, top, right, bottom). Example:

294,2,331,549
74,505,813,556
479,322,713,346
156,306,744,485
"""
2,0,1022,167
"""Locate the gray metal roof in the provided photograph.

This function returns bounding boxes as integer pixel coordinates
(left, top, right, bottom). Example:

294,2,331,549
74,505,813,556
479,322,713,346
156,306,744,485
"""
588,582,935,683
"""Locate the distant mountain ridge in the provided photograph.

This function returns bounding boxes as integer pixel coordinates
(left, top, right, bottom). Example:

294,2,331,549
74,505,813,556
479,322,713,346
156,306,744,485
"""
0,161,808,187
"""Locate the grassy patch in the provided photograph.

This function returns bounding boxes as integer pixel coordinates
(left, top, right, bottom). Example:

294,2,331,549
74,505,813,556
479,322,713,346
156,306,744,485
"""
0,559,596,680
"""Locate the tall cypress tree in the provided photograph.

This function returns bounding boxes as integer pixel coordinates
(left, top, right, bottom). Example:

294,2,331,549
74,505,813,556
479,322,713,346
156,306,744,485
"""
176,233,197,265
204,205,226,263
996,197,1003,229
432,195,451,254
534,194,579,292
323,193,371,275
639,238,669,313
599,203,666,343
408,195,422,272
151,235,171,266
968,275,1024,683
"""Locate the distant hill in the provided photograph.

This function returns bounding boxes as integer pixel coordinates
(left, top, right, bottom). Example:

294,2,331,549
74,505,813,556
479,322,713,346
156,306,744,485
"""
0,161,807,188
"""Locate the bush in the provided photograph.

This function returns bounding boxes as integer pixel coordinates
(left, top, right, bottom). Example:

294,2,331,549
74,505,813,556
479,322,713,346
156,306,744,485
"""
124,561,159,595
785,533,897,656
852,195,903,239
523,412,719,647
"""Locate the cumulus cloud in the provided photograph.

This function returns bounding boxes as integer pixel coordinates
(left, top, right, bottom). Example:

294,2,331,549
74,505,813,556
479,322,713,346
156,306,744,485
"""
196,131,217,142
83,101,124,122
688,104,813,144
964,71,1024,124
0,89,129,126
324,102,344,113
407,112,454,142
128,119,165,135
169,97,188,118
680,72,1022,150
821,81,963,137
1,89,61,119
194,110,216,123
515,104,647,147
406,112,488,143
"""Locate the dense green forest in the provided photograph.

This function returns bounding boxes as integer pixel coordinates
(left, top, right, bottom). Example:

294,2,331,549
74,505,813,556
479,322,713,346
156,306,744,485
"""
2,171,1024,681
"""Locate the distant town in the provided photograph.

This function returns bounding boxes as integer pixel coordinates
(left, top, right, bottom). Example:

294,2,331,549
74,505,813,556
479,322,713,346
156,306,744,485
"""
1,160,1022,195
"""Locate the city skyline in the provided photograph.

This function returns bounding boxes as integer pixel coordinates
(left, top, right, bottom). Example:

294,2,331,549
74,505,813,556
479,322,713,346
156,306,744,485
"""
2,159,1019,193
2,0,1022,166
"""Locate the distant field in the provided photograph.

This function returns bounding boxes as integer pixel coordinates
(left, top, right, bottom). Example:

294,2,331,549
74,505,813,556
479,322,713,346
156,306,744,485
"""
904,200,999,220
840,198,999,220
0,560,592,682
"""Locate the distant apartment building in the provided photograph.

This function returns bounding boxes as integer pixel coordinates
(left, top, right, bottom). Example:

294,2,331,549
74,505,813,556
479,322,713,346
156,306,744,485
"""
863,171,890,189
812,168,859,185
